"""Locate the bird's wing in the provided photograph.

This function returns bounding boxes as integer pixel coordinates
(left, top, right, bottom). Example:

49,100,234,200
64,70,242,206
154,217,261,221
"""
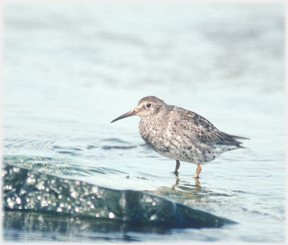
172,107,247,146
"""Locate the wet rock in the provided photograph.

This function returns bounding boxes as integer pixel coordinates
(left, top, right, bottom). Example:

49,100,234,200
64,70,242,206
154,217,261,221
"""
3,162,235,228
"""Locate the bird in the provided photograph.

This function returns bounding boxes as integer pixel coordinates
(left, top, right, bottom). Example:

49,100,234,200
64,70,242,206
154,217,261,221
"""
111,96,248,178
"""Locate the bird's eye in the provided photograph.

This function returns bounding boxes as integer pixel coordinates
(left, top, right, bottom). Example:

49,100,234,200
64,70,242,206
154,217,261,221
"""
146,103,151,108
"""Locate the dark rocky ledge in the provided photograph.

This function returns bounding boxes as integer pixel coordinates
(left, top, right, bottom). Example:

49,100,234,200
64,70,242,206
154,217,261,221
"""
3,162,236,229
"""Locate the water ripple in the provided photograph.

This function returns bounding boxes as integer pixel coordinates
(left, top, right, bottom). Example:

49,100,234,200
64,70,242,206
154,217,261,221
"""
4,135,140,160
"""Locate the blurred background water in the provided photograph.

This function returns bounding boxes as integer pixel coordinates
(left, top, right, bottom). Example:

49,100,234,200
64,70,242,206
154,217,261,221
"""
3,3,285,242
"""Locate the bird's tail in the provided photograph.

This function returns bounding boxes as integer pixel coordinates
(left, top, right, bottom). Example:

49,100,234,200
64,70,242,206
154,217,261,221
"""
226,134,250,140
226,133,249,148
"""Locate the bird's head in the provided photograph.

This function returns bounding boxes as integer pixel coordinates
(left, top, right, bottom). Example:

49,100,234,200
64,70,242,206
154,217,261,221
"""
111,96,166,123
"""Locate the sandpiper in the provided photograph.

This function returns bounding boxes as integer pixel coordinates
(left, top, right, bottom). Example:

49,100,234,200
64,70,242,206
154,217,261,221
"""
111,96,248,178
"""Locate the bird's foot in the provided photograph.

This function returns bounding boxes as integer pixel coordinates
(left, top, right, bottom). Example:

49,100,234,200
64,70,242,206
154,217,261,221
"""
194,178,200,188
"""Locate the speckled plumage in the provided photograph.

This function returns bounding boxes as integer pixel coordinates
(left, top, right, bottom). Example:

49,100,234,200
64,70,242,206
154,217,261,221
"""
111,96,248,178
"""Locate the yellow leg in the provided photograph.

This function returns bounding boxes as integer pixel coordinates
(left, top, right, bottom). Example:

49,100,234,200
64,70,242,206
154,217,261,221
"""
194,162,202,178
174,160,180,174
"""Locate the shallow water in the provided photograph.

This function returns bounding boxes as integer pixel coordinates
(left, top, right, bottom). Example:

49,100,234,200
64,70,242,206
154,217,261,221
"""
3,3,285,242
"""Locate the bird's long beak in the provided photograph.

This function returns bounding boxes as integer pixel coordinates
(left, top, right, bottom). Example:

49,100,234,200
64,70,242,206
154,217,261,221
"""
110,108,138,123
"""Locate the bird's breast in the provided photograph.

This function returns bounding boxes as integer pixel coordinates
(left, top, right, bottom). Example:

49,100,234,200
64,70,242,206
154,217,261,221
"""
139,118,188,153
139,118,163,142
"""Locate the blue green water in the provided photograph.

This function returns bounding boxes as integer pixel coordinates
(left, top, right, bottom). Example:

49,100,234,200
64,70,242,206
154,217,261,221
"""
3,3,285,242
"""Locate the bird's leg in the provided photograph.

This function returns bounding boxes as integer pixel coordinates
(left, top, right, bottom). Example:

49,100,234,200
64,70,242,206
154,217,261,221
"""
174,160,180,174
194,162,202,178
